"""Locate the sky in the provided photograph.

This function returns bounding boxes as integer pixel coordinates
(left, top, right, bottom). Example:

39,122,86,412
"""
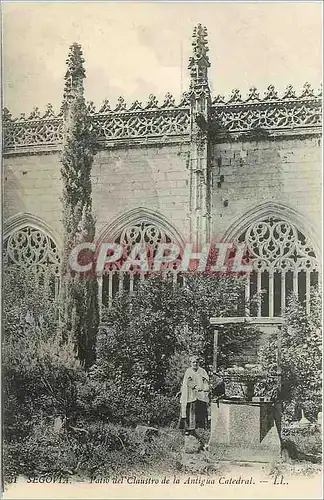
2,1,323,117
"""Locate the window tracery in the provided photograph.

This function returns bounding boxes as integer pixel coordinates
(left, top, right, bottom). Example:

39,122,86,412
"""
101,220,181,307
3,226,61,297
238,217,319,316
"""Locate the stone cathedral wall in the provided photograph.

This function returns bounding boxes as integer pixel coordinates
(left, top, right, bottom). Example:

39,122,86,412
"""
211,135,322,246
4,152,63,239
4,132,322,250
91,144,191,241
3,142,192,244
3,23,322,254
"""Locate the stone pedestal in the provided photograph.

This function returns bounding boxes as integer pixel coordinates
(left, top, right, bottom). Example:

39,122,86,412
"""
208,399,281,462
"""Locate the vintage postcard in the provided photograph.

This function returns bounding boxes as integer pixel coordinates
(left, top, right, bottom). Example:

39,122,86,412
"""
1,1,322,499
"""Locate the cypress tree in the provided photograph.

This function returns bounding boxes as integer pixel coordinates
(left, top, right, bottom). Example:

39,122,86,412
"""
60,43,99,369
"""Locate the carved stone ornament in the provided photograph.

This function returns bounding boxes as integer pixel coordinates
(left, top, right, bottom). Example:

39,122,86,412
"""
282,84,297,100
99,99,111,113
264,85,279,101
4,226,61,276
240,217,318,273
212,94,225,104
300,82,315,99
129,100,143,111
42,103,56,119
3,80,321,151
145,94,159,109
179,92,191,106
102,221,175,273
211,82,321,134
161,93,175,108
246,87,260,102
114,96,127,112
87,101,96,114
28,107,41,120
3,107,12,121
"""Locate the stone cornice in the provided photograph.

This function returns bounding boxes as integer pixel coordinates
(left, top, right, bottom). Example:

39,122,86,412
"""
3,84,322,155
210,83,322,139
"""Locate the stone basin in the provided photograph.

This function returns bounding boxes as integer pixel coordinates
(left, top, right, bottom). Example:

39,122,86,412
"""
208,398,282,463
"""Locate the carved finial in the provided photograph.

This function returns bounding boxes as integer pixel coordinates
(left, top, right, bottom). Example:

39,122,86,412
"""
3,107,12,121
87,101,96,114
42,103,55,119
228,89,242,103
300,82,315,99
264,85,278,100
129,100,143,111
246,87,260,101
188,24,210,91
63,43,86,105
99,99,111,113
282,84,296,100
114,96,127,112
28,107,41,119
212,94,225,105
179,91,190,106
145,94,159,109
162,92,175,108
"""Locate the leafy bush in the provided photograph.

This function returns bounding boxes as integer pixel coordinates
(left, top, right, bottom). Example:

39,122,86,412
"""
3,268,86,441
3,268,260,438
4,329,87,440
282,425,322,463
95,274,259,423
76,376,179,427
2,267,58,340
258,287,322,423
164,352,192,395
3,421,184,480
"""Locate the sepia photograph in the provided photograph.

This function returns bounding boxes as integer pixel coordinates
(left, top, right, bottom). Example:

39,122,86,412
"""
1,1,323,498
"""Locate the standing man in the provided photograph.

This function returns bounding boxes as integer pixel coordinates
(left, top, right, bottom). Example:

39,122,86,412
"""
179,355,210,435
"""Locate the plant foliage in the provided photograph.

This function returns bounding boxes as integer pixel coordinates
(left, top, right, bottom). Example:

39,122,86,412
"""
258,287,322,423
60,43,99,369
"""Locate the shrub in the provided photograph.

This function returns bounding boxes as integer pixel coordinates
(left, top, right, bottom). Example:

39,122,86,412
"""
76,376,179,427
164,352,192,395
258,287,322,423
94,274,260,427
4,329,87,440
3,421,184,480
3,267,87,441
282,425,322,463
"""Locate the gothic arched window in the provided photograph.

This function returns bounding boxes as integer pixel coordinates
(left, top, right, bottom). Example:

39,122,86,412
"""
238,217,320,316
3,226,61,297
101,220,182,307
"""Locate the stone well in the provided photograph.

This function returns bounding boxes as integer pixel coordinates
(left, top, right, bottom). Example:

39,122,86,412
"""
208,399,282,463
